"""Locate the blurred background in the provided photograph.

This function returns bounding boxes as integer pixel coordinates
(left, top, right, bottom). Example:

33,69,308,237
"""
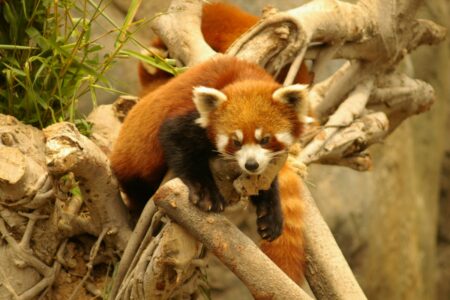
83,0,449,299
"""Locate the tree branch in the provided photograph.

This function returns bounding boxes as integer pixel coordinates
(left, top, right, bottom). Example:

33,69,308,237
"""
150,0,216,66
44,122,131,250
301,182,367,299
153,178,313,300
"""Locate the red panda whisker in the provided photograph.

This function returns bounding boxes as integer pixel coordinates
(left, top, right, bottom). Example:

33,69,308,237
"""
269,150,288,158
217,152,237,161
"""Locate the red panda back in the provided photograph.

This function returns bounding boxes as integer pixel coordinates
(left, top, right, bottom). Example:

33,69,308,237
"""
110,56,277,206
201,3,259,53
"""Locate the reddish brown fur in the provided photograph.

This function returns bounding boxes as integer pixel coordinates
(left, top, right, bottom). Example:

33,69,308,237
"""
260,163,305,283
111,56,277,205
201,3,258,53
120,1,309,285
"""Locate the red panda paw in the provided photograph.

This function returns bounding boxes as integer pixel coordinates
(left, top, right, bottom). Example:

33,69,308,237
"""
251,182,284,241
186,181,227,212
256,205,283,241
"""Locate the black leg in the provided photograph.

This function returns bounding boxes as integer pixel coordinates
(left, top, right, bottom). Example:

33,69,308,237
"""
159,112,227,212
250,178,283,241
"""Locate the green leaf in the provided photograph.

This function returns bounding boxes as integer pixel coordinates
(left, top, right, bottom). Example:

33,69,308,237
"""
26,27,50,50
118,49,178,75
0,44,38,50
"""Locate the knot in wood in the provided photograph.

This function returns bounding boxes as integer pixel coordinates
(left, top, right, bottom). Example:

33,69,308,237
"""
1,132,15,146
274,25,290,40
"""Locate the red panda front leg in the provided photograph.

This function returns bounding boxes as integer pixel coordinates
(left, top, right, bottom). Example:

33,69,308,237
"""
159,111,228,212
250,178,283,241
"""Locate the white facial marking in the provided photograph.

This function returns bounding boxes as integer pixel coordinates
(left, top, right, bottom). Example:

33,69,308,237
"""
194,117,209,128
275,132,294,146
303,115,316,124
235,144,271,174
254,128,263,141
234,129,243,142
216,134,229,153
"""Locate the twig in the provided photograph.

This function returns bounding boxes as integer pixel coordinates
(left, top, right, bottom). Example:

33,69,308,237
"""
109,201,157,299
299,79,374,164
0,267,19,299
0,219,53,275
310,61,362,118
17,211,49,249
283,47,307,85
68,227,109,300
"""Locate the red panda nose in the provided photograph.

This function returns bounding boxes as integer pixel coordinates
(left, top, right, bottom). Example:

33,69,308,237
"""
245,160,259,172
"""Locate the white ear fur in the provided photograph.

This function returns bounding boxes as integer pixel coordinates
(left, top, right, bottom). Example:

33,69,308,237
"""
193,86,228,127
272,84,309,117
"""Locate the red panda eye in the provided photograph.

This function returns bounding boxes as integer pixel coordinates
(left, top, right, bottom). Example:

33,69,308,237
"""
260,136,270,145
233,139,242,147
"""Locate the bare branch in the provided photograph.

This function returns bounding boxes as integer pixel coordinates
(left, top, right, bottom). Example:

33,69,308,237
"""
151,0,216,66
318,112,389,164
110,201,157,299
368,73,435,132
153,178,313,300
301,182,367,299
300,79,374,164
44,122,131,250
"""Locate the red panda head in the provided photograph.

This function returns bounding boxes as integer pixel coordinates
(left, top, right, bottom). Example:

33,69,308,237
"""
193,80,309,175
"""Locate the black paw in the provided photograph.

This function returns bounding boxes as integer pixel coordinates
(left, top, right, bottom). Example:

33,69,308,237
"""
256,205,283,241
186,181,226,212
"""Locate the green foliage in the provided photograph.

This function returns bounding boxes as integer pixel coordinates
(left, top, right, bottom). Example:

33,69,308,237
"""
0,0,143,129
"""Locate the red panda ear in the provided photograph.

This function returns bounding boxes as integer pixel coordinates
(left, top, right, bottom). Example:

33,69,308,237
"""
272,84,309,117
193,86,228,128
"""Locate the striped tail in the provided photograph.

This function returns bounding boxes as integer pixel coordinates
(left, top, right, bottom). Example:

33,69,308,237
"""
260,163,305,283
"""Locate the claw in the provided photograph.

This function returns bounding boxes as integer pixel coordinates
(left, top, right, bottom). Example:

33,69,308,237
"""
257,210,268,218
258,224,268,230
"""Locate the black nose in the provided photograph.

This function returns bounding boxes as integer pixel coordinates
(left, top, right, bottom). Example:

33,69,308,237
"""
245,160,259,172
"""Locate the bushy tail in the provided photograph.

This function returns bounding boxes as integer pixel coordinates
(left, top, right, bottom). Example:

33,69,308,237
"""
260,163,305,283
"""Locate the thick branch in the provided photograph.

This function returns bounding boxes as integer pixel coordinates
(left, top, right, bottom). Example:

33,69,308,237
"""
368,73,435,132
151,0,216,66
301,182,367,299
44,122,131,250
153,178,312,300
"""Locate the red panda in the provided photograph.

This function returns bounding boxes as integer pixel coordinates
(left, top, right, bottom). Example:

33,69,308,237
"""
120,2,310,284
138,2,312,96
111,56,308,280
